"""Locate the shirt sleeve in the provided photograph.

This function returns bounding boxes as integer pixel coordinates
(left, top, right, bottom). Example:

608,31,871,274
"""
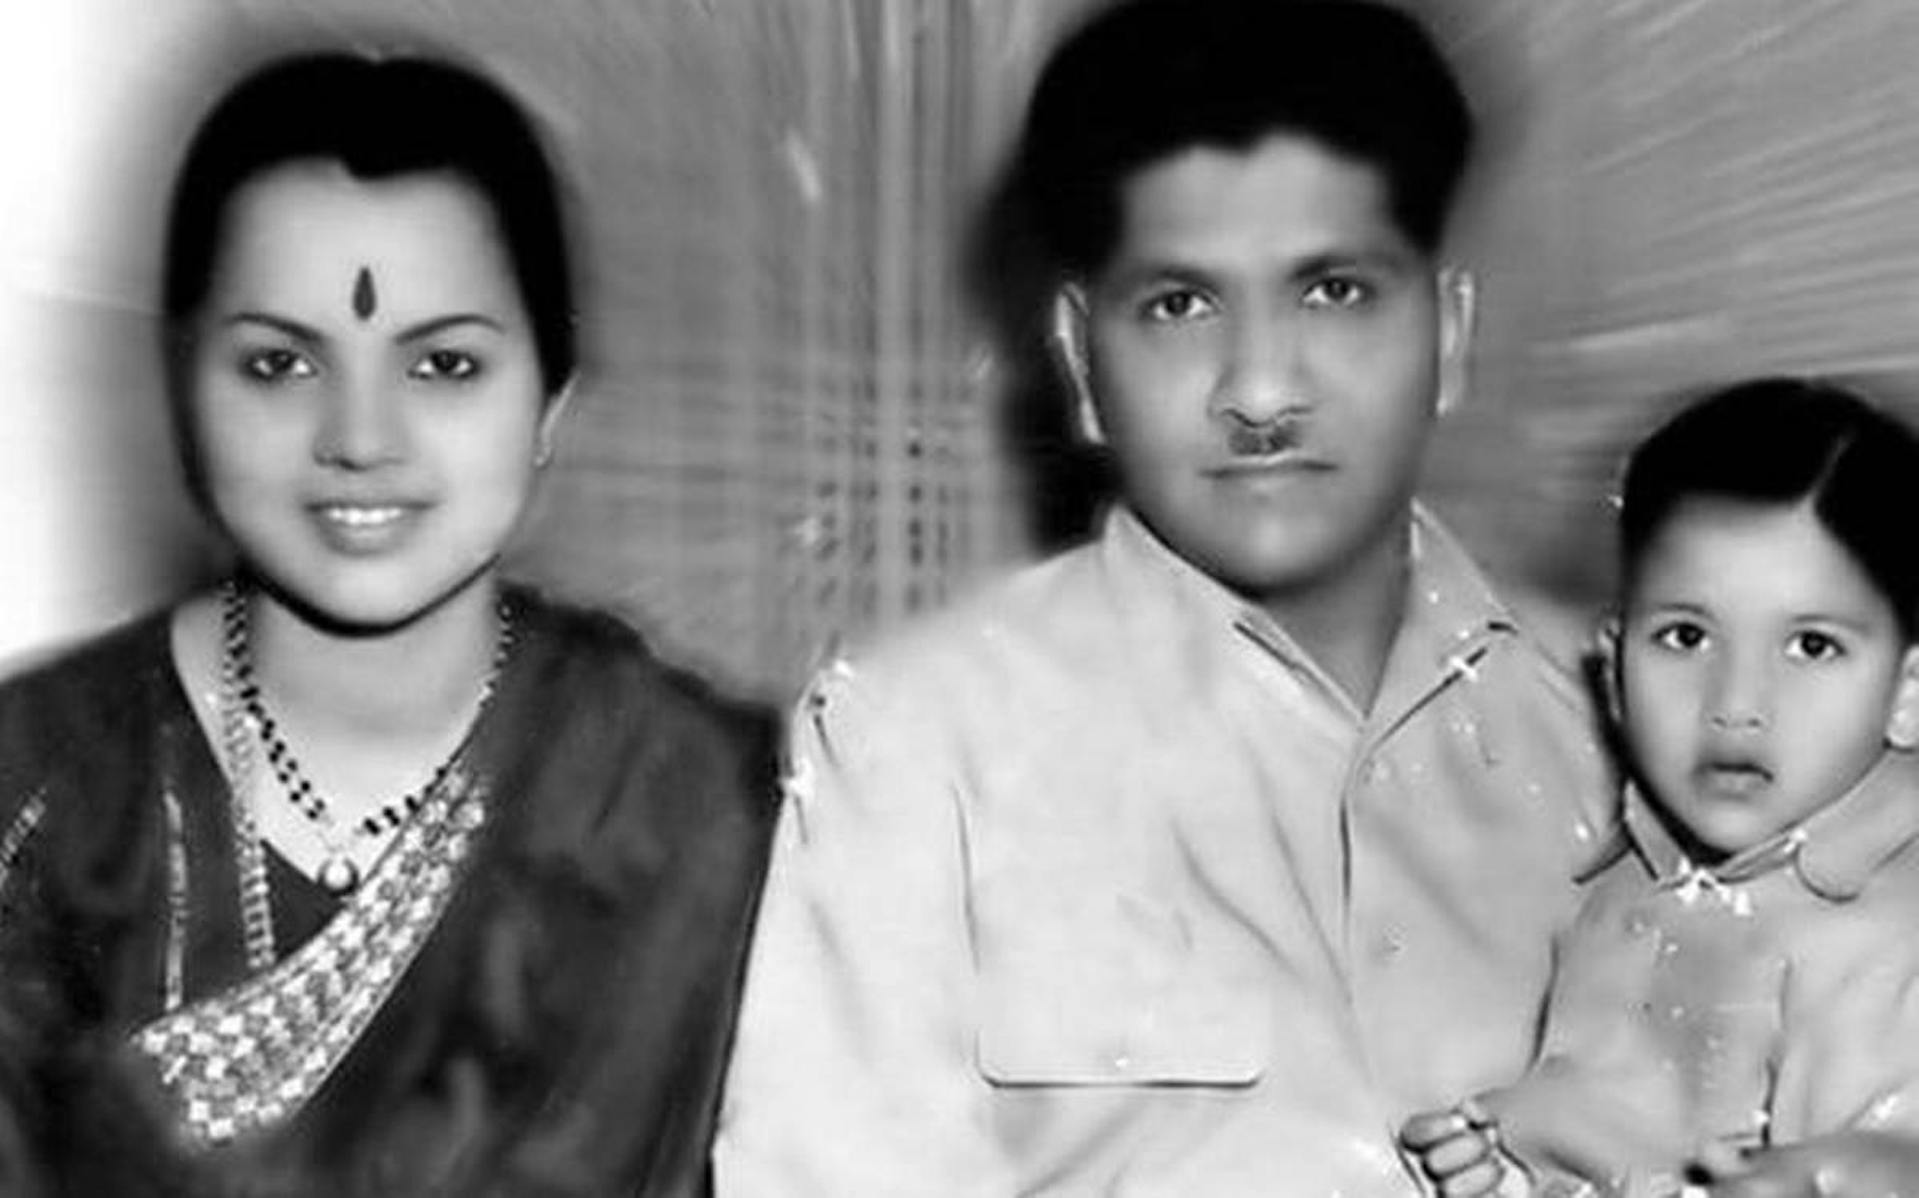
1484,879,1694,1191
713,657,1013,1197
1772,914,1919,1139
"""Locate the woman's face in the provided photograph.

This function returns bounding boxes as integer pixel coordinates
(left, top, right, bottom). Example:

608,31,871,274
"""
188,161,557,630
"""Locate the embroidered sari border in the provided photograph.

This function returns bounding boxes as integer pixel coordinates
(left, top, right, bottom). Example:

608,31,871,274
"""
131,770,489,1146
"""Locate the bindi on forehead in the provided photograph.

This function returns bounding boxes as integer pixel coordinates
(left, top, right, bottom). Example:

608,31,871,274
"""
352,266,376,321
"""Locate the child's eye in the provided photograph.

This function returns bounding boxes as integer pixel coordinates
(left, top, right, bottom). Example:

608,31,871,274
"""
1302,274,1374,310
1786,630,1846,662
239,347,316,384
1650,622,1709,653
408,348,482,382
1139,287,1217,324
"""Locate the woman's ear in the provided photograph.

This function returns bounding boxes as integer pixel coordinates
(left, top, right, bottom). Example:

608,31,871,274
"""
1595,616,1625,726
535,377,577,468
1049,285,1105,446
1885,646,1919,751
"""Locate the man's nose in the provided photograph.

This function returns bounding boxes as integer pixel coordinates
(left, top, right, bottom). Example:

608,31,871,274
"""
1211,310,1308,429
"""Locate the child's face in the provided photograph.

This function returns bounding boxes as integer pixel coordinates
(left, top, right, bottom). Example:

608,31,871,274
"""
1612,498,1919,860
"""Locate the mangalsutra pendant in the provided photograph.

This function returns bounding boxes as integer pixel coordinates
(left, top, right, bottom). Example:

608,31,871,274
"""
221,582,517,903
317,855,362,897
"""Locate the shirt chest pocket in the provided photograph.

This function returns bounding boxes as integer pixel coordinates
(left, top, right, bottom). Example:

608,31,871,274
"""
971,888,1269,1089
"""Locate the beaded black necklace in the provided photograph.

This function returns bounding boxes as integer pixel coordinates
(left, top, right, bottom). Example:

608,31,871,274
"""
220,581,514,896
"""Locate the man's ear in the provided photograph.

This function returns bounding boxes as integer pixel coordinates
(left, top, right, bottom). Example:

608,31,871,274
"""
1885,646,1919,750
535,376,577,468
1434,266,1477,417
1595,616,1625,726
1049,284,1106,446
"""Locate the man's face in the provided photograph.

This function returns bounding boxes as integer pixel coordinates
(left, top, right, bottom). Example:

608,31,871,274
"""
1060,133,1469,606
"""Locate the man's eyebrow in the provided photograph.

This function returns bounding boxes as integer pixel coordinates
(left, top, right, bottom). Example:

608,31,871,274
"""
1100,260,1221,293
395,314,504,343
1287,248,1415,280
1101,245,1418,293
224,312,327,343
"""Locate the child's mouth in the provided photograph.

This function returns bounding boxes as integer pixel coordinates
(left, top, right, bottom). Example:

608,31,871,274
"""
1695,761,1773,796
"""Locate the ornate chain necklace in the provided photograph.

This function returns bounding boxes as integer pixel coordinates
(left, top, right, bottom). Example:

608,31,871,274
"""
219,581,515,897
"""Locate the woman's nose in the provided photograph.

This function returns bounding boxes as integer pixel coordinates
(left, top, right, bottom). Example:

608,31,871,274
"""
312,374,406,469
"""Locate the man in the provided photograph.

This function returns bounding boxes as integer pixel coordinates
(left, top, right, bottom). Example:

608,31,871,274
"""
715,2,1614,1193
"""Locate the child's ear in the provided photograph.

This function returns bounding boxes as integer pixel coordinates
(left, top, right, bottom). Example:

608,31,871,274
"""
1885,646,1919,751
1594,617,1625,726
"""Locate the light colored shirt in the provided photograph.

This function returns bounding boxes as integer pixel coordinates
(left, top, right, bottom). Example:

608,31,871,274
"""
715,507,1614,1197
1494,754,1919,1195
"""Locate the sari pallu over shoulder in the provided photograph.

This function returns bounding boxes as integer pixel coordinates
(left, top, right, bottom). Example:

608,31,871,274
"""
130,766,490,1146
0,592,777,1197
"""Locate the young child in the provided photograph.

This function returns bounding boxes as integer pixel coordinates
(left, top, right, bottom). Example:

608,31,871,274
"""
1402,377,1919,1197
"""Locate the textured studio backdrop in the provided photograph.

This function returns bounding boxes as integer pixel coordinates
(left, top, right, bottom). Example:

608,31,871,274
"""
8,0,1919,698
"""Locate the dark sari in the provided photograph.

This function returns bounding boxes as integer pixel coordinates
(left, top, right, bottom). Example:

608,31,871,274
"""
0,588,776,1196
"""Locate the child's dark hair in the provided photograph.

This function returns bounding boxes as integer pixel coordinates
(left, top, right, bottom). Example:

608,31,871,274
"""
1013,0,1474,280
162,50,576,398
1619,377,1919,636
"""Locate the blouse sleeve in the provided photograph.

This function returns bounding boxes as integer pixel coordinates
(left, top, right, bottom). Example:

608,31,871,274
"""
455,630,779,1198
0,671,64,1198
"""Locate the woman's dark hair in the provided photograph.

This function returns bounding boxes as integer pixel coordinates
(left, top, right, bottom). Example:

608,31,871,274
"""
162,50,576,397
1013,0,1474,280
1618,376,1919,635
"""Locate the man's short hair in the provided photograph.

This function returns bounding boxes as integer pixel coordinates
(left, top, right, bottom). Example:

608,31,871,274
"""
1015,0,1474,279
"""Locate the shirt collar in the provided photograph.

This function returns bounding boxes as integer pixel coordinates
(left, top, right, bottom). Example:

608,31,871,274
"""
1096,503,1518,718
1370,509,1523,726
1623,751,1919,902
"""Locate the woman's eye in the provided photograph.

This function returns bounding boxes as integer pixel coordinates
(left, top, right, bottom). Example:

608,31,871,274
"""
1786,630,1845,662
409,349,482,382
1139,288,1216,324
1302,275,1374,310
239,347,315,383
1650,622,1708,653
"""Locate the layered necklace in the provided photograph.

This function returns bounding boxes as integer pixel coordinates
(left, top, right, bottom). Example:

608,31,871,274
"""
218,581,515,904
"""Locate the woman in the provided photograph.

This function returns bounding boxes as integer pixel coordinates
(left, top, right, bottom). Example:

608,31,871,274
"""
0,49,774,1196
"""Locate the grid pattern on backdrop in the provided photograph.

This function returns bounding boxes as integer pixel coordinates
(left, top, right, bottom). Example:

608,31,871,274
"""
45,0,1919,698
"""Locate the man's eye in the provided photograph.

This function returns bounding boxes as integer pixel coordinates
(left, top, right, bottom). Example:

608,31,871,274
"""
1139,289,1216,324
1302,275,1374,310
1650,622,1708,653
409,349,481,381
1786,630,1845,662
240,348,315,383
